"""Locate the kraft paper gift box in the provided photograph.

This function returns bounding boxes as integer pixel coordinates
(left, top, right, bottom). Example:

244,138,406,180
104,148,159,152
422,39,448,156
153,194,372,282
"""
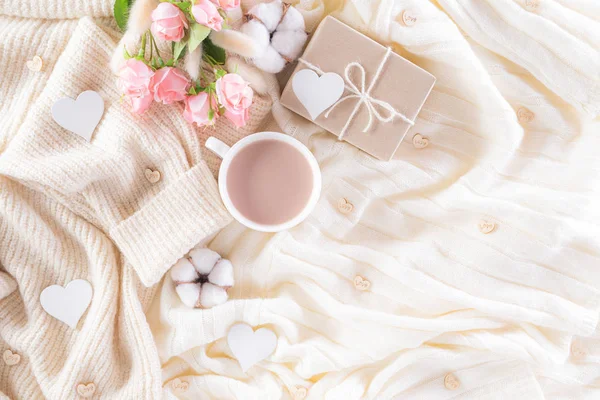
280,16,436,161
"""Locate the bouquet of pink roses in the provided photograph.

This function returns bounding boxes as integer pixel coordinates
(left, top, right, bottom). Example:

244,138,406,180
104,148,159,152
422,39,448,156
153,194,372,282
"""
114,0,253,128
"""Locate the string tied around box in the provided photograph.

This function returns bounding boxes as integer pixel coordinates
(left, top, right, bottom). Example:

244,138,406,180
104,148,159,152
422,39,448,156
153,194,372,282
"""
298,47,415,140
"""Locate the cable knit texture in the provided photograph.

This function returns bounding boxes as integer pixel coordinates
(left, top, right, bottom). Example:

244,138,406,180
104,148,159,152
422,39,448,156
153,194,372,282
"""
2,0,600,399
150,0,600,399
0,5,272,399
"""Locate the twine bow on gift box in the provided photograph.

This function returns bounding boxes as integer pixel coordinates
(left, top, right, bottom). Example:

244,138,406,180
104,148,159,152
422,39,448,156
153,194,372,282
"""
299,47,415,140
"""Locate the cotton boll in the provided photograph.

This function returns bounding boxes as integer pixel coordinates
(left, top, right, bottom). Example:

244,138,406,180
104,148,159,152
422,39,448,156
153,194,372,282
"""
175,283,201,308
190,248,221,274
254,45,287,74
249,0,283,32
239,20,271,56
200,283,228,308
208,259,234,288
277,6,305,32
271,30,308,60
170,258,198,282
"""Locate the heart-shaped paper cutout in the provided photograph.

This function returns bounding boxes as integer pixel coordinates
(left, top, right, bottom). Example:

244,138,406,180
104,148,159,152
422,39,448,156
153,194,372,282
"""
52,90,104,142
292,69,345,120
40,279,92,328
76,382,96,398
227,323,277,372
3,350,20,366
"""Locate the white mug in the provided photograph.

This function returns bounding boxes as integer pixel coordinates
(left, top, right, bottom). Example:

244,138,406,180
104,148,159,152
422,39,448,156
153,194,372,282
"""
206,132,322,232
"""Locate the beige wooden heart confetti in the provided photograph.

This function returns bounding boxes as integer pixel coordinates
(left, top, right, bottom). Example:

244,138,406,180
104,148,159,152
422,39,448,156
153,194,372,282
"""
517,107,535,123
402,10,418,26
478,220,496,234
144,168,161,184
337,198,354,214
76,382,96,398
444,373,460,390
412,133,429,149
171,378,189,393
290,385,308,399
353,275,370,291
3,350,20,366
26,55,43,72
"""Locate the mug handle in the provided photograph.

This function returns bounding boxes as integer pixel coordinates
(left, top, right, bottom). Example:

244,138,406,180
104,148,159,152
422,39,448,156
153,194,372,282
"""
205,137,231,159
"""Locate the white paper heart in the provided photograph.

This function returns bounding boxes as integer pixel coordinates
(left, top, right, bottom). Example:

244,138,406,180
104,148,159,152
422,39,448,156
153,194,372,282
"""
40,279,92,328
227,323,277,372
292,69,345,120
51,90,104,141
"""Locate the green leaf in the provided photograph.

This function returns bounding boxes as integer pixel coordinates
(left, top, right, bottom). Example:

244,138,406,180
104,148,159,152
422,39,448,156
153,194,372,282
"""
215,69,227,79
172,39,188,61
174,1,191,12
113,0,132,32
188,86,197,95
208,109,215,121
188,23,211,53
123,46,131,60
203,37,226,65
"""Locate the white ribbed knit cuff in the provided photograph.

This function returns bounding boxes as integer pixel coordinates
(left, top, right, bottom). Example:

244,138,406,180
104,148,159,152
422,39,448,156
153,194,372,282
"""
110,162,232,287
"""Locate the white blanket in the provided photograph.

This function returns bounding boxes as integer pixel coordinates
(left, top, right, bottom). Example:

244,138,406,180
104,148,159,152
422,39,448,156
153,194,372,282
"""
149,0,600,398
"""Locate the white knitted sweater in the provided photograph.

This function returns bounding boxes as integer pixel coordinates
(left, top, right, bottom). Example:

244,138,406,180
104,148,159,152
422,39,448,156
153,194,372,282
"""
2,0,600,399
0,1,272,398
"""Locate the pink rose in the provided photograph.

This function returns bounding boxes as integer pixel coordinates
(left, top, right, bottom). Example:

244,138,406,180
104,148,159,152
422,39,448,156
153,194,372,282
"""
151,2,188,42
150,67,189,104
210,0,240,11
215,73,253,127
192,0,224,31
118,59,154,114
183,92,218,126
118,59,154,98
128,94,154,114
223,108,249,127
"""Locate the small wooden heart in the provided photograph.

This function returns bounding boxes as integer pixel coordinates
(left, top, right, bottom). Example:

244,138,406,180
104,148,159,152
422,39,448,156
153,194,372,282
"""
478,220,496,234
26,55,43,72
525,0,539,10
517,107,534,123
171,378,189,393
144,168,161,184
412,133,429,149
3,350,20,366
353,275,370,291
290,386,308,399
76,382,96,398
402,10,418,26
444,373,460,390
337,198,354,214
